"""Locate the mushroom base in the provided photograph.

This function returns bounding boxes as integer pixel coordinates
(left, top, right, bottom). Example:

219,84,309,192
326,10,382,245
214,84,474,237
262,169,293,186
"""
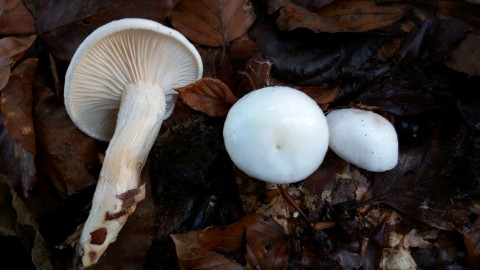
78,82,166,267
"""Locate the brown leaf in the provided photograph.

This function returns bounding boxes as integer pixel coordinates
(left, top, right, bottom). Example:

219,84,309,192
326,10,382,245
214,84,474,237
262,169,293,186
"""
0,35,36,91
0,58,38,197
445,33,480,76
36,0,175,60
172,214,287,270
169,0,256,47
34,85,102,198
0,2,35,35
177,77,238,117
172,231,244,270
314,0,407,32
462,218,480,266
276,1,406,33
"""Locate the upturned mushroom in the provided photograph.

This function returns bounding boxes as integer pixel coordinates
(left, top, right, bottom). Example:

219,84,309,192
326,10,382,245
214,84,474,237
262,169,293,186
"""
326,108,398,172
64,18,202,267
223,86,329,184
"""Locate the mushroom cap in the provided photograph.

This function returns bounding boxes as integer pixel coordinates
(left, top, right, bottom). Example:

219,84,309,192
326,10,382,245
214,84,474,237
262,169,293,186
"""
64,18,203,141
326,108,398,172
223,86,329,184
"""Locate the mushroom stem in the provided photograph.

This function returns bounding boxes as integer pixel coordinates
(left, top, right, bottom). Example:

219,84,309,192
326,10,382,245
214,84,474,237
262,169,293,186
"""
78,82,166,267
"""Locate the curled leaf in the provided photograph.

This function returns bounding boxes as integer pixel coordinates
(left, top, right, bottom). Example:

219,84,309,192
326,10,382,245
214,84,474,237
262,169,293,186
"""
169,0,256,47
0,2,35,35
0,35,36,91
177,77,238,117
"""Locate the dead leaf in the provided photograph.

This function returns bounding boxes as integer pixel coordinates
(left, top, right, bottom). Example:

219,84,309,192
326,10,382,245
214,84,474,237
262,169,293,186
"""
0,58,37,197
177,77,238,117
445,33,480,76
169,0,256,47
172,214,287,269
462,218,480,266
0,174,54,270
36,0,175,60
0,35,36,91
34,85,102,198
0,1,35,35
314,0,407,32
172,230,244,270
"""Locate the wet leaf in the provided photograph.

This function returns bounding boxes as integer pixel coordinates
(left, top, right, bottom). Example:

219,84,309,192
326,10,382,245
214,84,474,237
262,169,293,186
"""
0,58,38,197
169,0,256,47
445,33,480,76
177,77,238,117
276,1,406,33
173,214,287,270
0,35,36,91
0,1,35,35
36,0,175,60
34,85,102,198
462,218,480,266
0,174,54,269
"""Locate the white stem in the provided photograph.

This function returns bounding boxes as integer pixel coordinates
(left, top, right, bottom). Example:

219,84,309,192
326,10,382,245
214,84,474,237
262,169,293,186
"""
78,82,166,267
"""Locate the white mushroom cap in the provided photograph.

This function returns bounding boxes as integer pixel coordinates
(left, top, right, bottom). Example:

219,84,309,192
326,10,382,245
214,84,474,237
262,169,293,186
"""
64,18,203,141
223,86,329,184
326,108,398,172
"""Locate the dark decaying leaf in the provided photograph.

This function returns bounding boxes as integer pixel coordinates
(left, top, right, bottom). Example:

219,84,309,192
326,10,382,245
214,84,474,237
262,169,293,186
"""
34,85,102,198
173,214,287,270
0,35,36,91
462,218,480,266
169,0,256,47
250,16,388,85
275,1,406,33
36,0,175,60
444,33,480,76
0,58,38,197
0,1,35,35
396,17,470,67
177,77,238,117
0,174,53,269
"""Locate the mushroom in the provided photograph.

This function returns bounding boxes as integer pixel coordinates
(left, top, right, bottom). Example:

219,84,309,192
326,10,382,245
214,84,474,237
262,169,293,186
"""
223,86,329,184
326,108,398,172
64,18,202,267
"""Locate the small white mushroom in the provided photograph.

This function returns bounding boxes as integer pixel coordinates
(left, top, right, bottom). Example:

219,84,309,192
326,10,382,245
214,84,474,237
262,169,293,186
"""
223,86,329,184
64,18,202,267
326,108,398,172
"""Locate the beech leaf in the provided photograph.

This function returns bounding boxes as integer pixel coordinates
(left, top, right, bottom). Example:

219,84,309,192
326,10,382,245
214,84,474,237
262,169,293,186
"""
445,33,480,76
169,0,256,47
177,77,238,117
0,35,36,91
0,1,35,35
34,85,102,198
0,58,38,197
36,0,175,60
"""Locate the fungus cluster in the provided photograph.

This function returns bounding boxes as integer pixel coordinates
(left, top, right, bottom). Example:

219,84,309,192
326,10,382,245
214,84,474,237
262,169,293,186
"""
223,87,399,185
64,18,202,267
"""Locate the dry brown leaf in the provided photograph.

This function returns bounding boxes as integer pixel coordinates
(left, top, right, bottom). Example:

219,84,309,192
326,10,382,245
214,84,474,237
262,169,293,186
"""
0,35,36,91
445,33,480,76
315,0,407,32
0,58,38,197
0,2,35,35
462,218,480,266
177,77,238,117
276,1,406,33
34,85,102,198
172,230,244,270
169,0,256,47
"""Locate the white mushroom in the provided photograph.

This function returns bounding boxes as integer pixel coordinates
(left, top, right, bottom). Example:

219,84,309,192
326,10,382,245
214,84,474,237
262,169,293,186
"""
326,108,398,172
64,18,202,267
223,86,329,184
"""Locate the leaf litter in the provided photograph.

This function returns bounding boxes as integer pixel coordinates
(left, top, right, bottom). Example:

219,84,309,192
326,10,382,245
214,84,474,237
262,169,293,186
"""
0,0,479,269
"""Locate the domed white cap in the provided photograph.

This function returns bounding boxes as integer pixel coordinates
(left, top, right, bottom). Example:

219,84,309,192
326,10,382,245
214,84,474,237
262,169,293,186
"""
223,86,329,184
64,18,203,141
326,108,398,172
